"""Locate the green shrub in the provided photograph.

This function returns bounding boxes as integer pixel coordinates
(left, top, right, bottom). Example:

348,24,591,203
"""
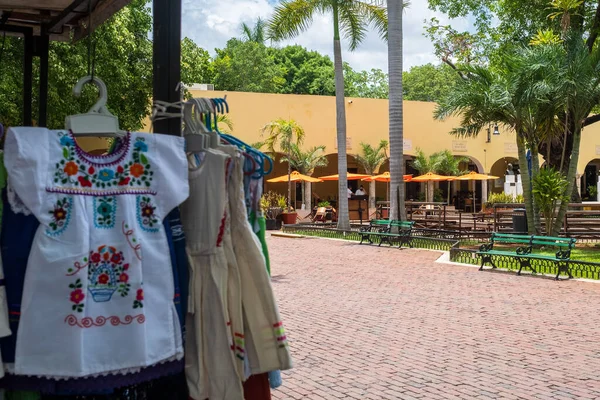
318,201,331,207
532,168,569,236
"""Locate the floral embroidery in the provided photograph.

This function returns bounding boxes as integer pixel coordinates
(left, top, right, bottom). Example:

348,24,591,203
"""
86,245,130,302
69,279,84,313
65,314,145,328
46,197,72,236
133,288,144,309
122,222,143,260
53,132,154,192
94,196,117,229
136,196,159,232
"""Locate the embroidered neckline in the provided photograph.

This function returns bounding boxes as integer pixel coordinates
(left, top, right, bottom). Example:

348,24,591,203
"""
53,132,155,194
68,130,131,166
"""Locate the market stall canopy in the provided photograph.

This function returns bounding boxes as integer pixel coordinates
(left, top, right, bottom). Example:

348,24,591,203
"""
0,0,132,40
454,171,500,181
411,172,452,182
267,171,323,183
318,172,372,181
362,172,413,182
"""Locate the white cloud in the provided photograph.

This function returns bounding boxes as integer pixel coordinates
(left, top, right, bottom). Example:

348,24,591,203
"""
181,0,470,72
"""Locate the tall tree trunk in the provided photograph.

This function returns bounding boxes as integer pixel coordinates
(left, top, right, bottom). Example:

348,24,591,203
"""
369,180,376,209
553,128,582,234
516,135,535,234
388,0,406,221
333,5,349,230
304,181,312,210
530,145,542,234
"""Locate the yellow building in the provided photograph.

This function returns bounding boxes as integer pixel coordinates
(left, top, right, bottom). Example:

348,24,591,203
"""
141,89,600,207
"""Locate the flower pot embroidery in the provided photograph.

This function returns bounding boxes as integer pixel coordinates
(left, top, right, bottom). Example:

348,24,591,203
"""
46,197,72,236
136,195,159,232
86,245,130,303
53,132,154,192
94,196,117,229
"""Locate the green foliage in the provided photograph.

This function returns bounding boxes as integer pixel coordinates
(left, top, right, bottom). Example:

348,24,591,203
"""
267,0,388,51
588,185,598,199
281,144,328,175
318,200,332,207
486,192,524,206
355,140,388,174
433,188,445,202
272,45,335,95
261,118,306,154
532,167,569,235
213,39,286,93
344,64,389,98
402,64,460,102
410,148,466,175
260,191,287,219
241,18,267,44
181,37,213,87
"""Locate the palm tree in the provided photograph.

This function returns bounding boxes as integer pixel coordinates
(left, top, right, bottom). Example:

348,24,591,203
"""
241,18,267,44
282,144,329,208
355,140,388,209
434,150,468,204
212,114,234,134
268,0,388,230
261,119,306,210
388,0,408,221
411,149,442,202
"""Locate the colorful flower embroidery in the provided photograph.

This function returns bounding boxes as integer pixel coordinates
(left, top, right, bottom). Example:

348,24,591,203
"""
94,196,117,229
86,245,130,302
46,197,72,236
136,196,159,232
69,279,84,313
133,288,144,309
53,132,154,193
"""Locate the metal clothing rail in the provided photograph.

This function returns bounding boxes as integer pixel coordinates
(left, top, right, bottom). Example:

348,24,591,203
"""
0,0,180,133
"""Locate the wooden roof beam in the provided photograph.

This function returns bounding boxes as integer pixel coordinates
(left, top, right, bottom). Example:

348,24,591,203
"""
45,0,89,34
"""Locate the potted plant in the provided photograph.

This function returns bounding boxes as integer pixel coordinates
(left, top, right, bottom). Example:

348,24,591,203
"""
317,200,331,208
279,195,297,225
261,191,284,230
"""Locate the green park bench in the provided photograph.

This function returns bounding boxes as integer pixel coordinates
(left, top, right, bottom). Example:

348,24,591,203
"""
477,232,577,280
359,220,414,249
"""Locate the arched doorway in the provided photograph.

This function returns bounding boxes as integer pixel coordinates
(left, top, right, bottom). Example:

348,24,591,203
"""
378,155,419,201
489,157,520,197
582,159,600,201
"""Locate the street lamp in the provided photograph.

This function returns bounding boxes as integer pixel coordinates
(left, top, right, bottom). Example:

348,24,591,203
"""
486,124,500,143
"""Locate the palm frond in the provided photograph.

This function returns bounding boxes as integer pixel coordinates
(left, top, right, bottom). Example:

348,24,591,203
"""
338,1,367,50
352,0,388,42
268,0,323,41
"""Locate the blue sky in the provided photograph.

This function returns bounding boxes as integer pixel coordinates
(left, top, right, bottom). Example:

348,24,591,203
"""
181,0,471,73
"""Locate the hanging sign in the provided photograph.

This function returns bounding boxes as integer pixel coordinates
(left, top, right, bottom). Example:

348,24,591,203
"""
334,137,352,150
596,145,600,155
403,139,412,151
452,140,468,152
504,143,518,153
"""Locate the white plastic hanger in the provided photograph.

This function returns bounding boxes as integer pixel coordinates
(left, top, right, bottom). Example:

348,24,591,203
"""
65,76,125,137
183,100,206,153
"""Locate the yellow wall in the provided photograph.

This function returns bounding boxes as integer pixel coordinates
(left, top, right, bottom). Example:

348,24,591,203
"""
143,90,600,193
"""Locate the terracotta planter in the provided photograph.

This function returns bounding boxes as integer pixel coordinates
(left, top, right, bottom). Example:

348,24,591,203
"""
281,212,297,225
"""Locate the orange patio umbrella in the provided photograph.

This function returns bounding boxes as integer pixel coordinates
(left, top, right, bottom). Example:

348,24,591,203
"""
411,172,452,202
362,172,414,201
411,172,452,182
267,171,323,183
454,171,500,211
317,172,372,181
362,172,413,182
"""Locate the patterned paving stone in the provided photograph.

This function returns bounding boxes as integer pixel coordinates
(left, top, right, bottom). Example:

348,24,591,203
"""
268,236,600,399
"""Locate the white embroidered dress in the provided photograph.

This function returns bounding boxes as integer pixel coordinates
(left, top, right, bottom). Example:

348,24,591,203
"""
4,128,188,378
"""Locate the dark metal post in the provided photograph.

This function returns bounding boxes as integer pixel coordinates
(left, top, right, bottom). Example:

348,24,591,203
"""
153,0,181,136
23,33,33,126
37,34,50,127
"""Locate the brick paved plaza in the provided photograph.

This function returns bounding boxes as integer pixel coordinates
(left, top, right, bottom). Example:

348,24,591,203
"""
268,236,600,400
